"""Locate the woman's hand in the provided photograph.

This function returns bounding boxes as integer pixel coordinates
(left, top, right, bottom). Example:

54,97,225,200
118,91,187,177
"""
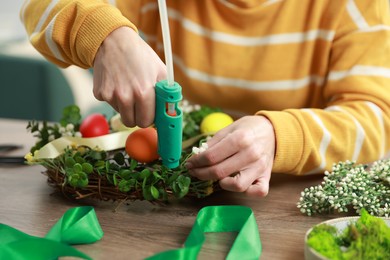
93,26,167,127
186,115,276,197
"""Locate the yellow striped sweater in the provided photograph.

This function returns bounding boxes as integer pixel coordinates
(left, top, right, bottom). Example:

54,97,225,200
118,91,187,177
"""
21,0,390,175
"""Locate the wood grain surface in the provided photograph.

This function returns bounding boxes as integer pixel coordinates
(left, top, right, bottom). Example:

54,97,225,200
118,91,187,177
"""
0,119,351,259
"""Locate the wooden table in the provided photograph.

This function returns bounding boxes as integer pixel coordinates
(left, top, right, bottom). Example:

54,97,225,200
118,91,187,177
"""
0,118,349,259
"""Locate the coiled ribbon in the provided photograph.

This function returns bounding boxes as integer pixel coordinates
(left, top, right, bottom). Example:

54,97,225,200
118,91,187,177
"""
0,206,103,259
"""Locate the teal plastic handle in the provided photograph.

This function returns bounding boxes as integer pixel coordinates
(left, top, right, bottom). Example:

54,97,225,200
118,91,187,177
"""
155,80,183,168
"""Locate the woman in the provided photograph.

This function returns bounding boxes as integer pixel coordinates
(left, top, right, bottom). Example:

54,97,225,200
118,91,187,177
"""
21,0,390,196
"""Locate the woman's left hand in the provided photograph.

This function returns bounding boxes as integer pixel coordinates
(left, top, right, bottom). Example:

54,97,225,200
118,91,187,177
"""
186,115,276,197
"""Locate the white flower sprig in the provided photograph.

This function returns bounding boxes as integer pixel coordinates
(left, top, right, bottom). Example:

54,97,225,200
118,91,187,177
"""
58,123,81,138
181,99,201,114
192,142,209,155
297,159,390,217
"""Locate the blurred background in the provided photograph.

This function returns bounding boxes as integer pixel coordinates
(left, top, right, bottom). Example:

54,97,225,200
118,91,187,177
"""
0,0,113,122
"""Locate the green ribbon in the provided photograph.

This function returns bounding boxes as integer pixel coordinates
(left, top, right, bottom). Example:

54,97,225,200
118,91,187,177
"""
1,206,260,259
0,206,103,260
147,205,262,259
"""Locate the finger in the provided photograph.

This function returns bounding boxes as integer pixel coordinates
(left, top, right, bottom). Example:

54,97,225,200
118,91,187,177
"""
187,133,237,168
245,178,270,197
206,123,235,147
95,88,120,113
107,97,120,114
93,82,110,102
135,86,155,128
189,145,259,180
220,160,271,196
119,107,136,127
156,65,167,82
92,69,109,101
92,77,123,113
218,164,259,192
245,156,272,197
117,94,136,127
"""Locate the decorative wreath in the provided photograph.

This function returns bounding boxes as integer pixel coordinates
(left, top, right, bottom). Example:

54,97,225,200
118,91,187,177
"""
25,102,234,205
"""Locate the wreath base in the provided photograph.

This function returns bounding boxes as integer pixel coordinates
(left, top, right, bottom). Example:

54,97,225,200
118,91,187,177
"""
44,168,219,204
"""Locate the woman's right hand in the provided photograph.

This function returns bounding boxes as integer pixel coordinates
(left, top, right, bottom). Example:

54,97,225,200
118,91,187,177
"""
93,26,167,127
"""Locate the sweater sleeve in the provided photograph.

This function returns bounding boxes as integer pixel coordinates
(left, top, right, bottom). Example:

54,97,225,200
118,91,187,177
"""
257,0,390,175
20,0,137,68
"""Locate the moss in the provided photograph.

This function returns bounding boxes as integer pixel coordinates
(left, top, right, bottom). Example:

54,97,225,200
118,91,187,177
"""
308,224,343,259
308,209,390,260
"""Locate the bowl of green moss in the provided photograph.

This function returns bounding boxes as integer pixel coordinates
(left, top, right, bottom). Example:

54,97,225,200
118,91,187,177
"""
304,208,390,260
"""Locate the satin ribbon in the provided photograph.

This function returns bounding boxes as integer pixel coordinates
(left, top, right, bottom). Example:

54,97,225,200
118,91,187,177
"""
30,130,212,160
0,206,103,260
32,130,135,160
1,206,260,259
147,205,262,259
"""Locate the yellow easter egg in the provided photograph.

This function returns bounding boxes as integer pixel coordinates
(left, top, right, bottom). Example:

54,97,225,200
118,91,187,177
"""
200,112,234,134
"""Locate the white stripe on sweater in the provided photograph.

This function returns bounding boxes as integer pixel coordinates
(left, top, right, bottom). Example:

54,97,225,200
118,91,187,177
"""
31,0,60,35
302,109,331,175
174,55,390,91
326,106,366,162
328,66,390,81
45,13,64,62
365,102,385,158
20,0,32,23
144,32,390,91
173,54,325,90
140,5,335,46
140,2,158,13
168,8,335,46
107,0,116,6
347,0,369,29
218,0,284,8
28,0,63,62
263,0,284,7
355,24,390,34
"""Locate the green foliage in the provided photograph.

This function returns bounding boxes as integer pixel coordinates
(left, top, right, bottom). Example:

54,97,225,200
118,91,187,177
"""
27,105,82,154
34,144,214,202
27,121,61,154
297,160,390,217
60,105,82,129
182,106,220,140
27,103,219,202
308,209,390,259
62,147,95,188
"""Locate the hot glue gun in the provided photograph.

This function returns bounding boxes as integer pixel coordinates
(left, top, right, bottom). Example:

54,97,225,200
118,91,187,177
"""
154,0,183,168
154,80,183,169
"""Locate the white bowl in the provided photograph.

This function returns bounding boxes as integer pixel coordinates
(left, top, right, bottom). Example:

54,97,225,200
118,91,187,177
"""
304,216,390,260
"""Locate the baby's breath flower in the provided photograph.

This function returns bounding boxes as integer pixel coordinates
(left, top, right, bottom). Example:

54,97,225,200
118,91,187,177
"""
66,123,74,131
192,147,201,154
62,131,73,137
200,142,208,151
192,141,209,155
297,159,390,217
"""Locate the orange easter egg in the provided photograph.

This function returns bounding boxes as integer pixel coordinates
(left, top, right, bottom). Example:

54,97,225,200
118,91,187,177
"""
125,128,159,163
